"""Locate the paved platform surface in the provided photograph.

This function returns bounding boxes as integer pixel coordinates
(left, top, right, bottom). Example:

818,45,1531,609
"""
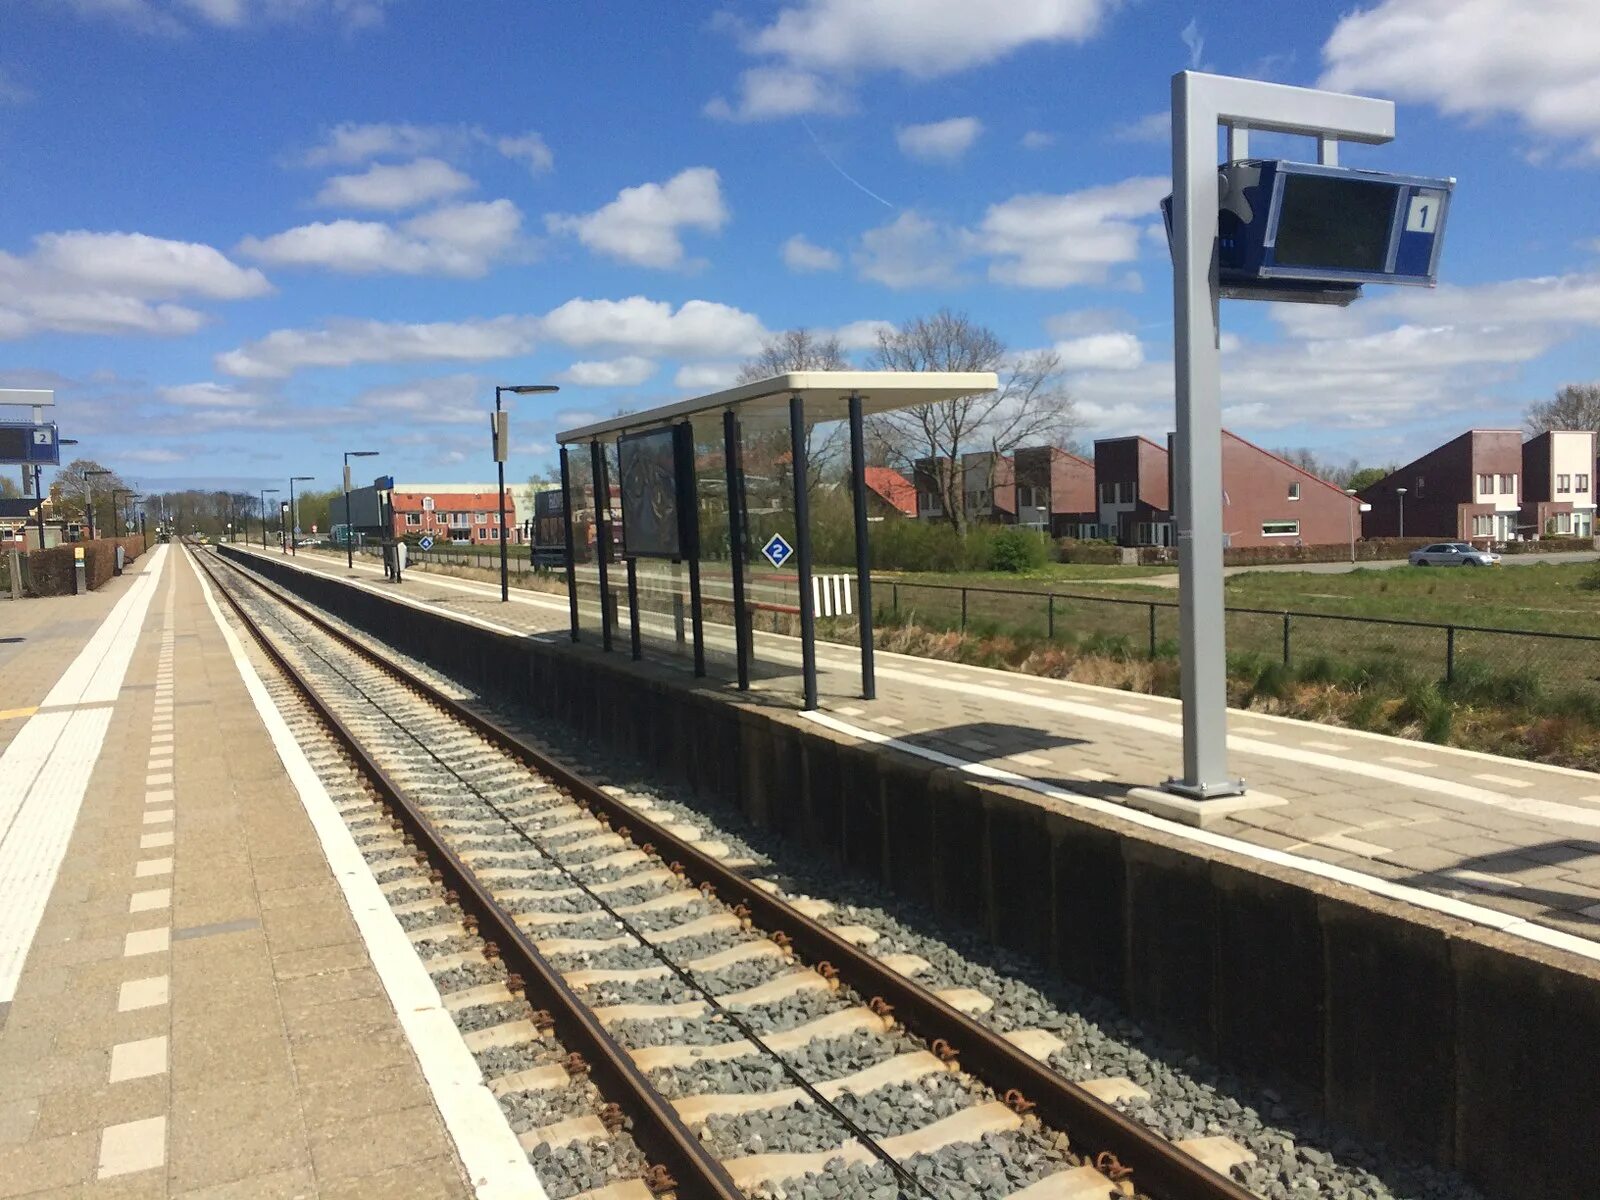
255,545,1600,957
0,546,476,1198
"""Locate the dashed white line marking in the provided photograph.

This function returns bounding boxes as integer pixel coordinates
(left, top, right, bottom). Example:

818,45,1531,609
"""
139,831,173,849
145,789,173,805
134,858,172,878
98,1116,165,1178
1383,755,1433,769
144,773,172,787
1073,768,1111,782
123,927,169,957
141,811,173,826
117,975,168,1012
1007,753,1051,768
1441,869,1522,892
1473,773,1533,789
108,1035,167,1083
128,889,170,913
873,716,903,728
1303,740,1347,752
1310,832,1391,857
833,706,864,717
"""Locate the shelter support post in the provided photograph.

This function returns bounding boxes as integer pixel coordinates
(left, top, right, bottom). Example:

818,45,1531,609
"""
723,409,751,690
559,445,580,642
678,421,706,678
789,393,818,710
590,439,613,652
626,558,641,660
847,391,875,700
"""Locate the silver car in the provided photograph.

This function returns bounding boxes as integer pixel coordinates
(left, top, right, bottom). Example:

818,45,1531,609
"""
1408,541,1500,567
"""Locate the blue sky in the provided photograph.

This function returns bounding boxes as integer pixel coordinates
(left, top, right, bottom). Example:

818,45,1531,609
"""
3,0,1597,493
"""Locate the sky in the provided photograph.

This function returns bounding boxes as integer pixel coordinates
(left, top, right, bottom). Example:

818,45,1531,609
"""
2,0,1598,494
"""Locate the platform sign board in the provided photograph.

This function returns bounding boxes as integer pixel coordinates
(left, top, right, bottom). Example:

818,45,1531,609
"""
0,422,60,466
1161,159,1452,305
761,533,793,570
617,426,684,559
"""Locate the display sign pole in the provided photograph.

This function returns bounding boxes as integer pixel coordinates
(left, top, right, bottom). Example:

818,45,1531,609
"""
1167,71,1394,799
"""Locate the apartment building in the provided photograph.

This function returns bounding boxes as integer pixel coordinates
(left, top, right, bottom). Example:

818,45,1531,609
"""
1521,429,1596,538
1061,436,1173,546
1013,447,1096,533
913,452,1015,523
1359,430,1522,542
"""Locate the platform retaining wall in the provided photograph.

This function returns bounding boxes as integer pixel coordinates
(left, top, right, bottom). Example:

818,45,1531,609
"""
224,545,1600,1200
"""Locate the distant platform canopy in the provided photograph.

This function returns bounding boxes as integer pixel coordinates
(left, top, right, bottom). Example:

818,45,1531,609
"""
556,371,1001,444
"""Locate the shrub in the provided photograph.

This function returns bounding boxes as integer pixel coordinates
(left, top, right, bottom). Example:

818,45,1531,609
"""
987,527,1049,573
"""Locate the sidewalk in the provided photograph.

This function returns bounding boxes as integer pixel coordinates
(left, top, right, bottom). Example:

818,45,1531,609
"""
241,544,1600,958
0,547,491,1197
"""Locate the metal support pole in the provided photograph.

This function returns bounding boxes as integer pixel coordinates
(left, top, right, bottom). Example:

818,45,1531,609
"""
788,393,818,710
723,409,751,690
590,440,613,652
1164,70,1392,800
627,558,641,660
86,480,95,541
1282,612,1292,666
1047,594,1055,640
1446,625,1456,684
679,423,706,679
496,391,509,602
33,467,44,548
1149,604,1158,658
559,446,580,642
345,486,353,567
846,392,875,700
961,588,968,633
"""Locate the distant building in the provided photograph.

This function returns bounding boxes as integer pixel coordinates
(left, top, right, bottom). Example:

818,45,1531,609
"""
862,466,916,518
1063,436,1172,546
1521,430,1596,538
384,484,517,546
913,446,1093,531
1360,430,1522,542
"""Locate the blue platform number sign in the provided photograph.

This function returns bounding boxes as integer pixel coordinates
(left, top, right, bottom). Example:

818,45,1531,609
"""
418,535,435,551
761,533,793,570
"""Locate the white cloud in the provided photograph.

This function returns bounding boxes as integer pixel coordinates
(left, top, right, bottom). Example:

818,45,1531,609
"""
217,315,539,378
854,211,964,289
313,158,474,210
546,168,727,269
160,381,260,408
1020,130,1054,150
896,116,982,163
782,234,841,273
217,295,769,380
238,199,521,277
560,356,658,387
1044,308,1133,338
541,296,766,358
301,121,555,172
63,0,396,33
0,230,269,340
1111,111,1169,143
496,132,554,174
1321,0,1600,157
747,0,1111,78
674,362,740,390
832,318,894,350
973,175,1169,287
350,373,486,424
704,66,850,121
1054,331,1144,370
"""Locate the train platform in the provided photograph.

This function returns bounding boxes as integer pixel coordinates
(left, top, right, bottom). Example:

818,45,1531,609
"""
0,546,537,1198
250,545,1600,962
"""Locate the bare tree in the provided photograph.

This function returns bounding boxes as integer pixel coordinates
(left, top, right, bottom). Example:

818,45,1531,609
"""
736,328,851,494
1272,447,1364,489
866,309,1077,530
1526,383,1600,435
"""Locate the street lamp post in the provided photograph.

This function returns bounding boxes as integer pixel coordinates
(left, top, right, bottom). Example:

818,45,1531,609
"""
111,488,133,541
1346,488,1359,564
342,450,379,569
259,488,279,549
83,469,112,541
1396,487,1408,539
492,385,559,602
289,476,314,556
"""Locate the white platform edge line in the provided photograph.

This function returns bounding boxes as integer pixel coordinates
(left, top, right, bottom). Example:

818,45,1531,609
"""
191,549,547,1200
800,710,1600,966
0,551,168,1003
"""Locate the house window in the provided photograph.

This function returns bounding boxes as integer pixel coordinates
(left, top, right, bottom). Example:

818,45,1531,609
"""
1556,512,1572,534
476,513,487,524
422,496,434,511
1579,474,1591,492
404,513,421,527
1499,474,1515,494
919,493,942,515
488,527,500,540
1118,481,1135,503
1477,474,1493,494
1261,520,1300,537
1558,474,1572,493
1017,485,1043,509
1576,512,1594,537
1472,514,1491,536
1098,482,1115,504
1287,482,1300,501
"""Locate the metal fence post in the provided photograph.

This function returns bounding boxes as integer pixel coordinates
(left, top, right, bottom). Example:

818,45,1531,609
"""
893,583,899,616
1446,625,1456,684
1047,593,1055,640
1282,612,1292,667
1148,603,1157,658
961,587,968,633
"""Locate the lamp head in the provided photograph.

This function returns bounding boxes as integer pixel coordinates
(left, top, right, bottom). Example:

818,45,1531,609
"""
502,384,560,395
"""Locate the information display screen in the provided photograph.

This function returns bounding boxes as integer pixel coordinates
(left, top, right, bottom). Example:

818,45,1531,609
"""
1273,174,1396,272
0,426,28,463
618,427,682,558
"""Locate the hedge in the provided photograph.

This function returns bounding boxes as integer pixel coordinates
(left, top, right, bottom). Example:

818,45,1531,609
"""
23,536,144,596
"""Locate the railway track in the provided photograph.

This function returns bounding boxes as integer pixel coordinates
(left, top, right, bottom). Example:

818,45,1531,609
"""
194,545,1257,1200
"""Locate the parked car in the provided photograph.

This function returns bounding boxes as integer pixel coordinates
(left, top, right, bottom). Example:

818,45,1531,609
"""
1408,542,1500,567
295,535,326,547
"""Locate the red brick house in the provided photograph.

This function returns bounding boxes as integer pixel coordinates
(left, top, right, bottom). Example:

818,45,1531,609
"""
1521,430,1596,538
863,466,916,518
389,486,517,546
1360,430,1522,542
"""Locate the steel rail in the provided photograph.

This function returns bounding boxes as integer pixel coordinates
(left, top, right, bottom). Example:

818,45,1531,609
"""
192,548,745,1200
210,545,1255,1200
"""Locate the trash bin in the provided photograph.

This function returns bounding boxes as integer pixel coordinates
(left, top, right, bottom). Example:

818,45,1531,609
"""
114,545,125,576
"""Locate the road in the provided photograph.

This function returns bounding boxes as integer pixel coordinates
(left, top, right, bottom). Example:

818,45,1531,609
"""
1086,549,1600,587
